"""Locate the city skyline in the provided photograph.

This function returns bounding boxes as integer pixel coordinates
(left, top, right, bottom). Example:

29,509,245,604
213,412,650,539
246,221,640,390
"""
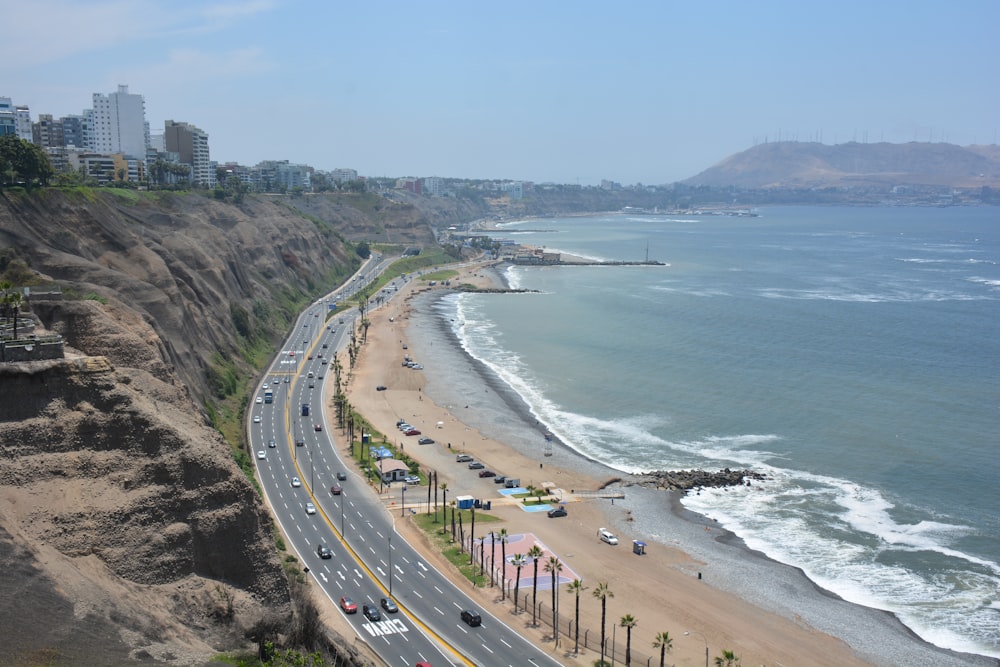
3,0,998,185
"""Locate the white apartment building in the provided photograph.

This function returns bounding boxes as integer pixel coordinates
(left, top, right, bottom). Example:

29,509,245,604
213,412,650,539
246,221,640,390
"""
164,120,212,187
91,85,149,159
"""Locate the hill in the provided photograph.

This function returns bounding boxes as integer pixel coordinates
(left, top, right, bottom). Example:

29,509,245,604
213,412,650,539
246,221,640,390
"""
683,141,1000,190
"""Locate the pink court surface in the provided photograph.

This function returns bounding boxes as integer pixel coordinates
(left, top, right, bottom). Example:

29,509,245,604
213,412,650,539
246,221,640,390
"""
476,532,579,590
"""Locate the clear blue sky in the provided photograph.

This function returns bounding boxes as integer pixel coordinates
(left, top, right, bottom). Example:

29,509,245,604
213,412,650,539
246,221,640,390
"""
4,0,998,185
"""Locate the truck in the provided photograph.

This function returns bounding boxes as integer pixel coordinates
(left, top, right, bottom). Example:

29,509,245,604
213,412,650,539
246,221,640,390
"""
264,389,273,404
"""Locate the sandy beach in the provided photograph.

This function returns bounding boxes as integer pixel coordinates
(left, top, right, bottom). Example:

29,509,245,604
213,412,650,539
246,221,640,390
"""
339,259,983,667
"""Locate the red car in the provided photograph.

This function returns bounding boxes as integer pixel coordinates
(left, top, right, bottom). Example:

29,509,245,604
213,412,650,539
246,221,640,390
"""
340,596,357,614
478,470,497,478
404,428,421,436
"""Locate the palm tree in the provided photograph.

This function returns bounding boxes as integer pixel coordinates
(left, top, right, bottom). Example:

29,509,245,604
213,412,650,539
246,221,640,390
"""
566,579,586,654
499,528,509,599
544,556,563,646
620,614,637,666
511,554,527,613
593,581,614,665
527,544,544,626
714,649,741,667
437,482,448,525
652,631,673,667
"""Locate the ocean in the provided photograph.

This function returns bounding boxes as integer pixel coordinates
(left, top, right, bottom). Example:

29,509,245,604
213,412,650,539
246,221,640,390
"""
432,206,1000,660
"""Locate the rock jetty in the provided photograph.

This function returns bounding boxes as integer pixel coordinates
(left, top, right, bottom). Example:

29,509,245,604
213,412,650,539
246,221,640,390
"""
627,468,766,493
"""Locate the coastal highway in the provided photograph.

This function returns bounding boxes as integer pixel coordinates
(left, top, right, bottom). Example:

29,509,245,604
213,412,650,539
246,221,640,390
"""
249,260,562,667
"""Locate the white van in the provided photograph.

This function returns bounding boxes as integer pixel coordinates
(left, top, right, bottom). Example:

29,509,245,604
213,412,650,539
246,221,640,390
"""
598,528,619,545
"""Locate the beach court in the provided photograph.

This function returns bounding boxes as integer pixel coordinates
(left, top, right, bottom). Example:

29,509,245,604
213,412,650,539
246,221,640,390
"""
475,532,578,592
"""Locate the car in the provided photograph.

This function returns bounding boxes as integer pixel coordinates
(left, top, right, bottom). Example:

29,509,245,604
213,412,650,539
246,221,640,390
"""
337,471,347,480
404,475,420,485
268,438,276,448
494,475,507,484
468,461,485,470
460,609,482,627
317,544,332,559
314,424,322,432
307,355,313,360
404,428,421,436
317,374,324,379
417,437,434,445
402,344,408,349
322,359,329,365
376,385,387,391
305,502,316,515
415,663,432,667
322,343,328,349
255,396,263,404
398,423,412,431
330,483,342,495
362,605,381,622
317,353,323,358
598,528,619,545
284,377,290,383
456,454,473,463
253,415,261,424
256,450,266,460
380,597,398,613
547,506,568,518
295,439,304,447
340,596,357,614
309,382,315,389
478,470,496,478
262,383,269,390
291,477,301,488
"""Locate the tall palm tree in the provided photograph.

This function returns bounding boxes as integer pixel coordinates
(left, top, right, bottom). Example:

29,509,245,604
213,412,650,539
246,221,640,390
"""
620,614,637,666
489,531,497,586
544,556,563,646
437,482,448,525
714,649,741,667
527,544,544,626
566,579,587,654
652,631,673,667
593,581,614,665
498,528,509,599
511,554,527,613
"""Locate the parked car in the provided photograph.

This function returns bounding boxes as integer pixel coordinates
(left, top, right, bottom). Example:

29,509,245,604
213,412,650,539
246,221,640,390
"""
256,450,266,460
317,544,332,559
460,609,482,627
330,483,342,495
404,475,420,485
494,475,507,484
291,477,301,488
362,605,381,622
376,385,387,391
456,454,473,463
417,437,434,445
547,506,568,518
598,527,619,545
468,461,485,470
478,470,496,478
305,502,316,515
337,471,347,481
340,596,357,614
404,428,421,436
380,597,398,613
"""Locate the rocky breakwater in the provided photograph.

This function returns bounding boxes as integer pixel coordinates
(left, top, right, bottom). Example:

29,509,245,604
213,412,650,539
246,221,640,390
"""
627,467,767,493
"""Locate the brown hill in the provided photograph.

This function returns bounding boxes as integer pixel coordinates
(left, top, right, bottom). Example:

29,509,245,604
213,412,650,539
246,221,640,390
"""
684,141,1000,189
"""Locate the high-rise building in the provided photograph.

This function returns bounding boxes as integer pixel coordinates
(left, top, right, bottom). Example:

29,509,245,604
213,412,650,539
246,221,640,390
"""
15,105,32,141
0,97,15,136
91,85,149,158
164,120,212,187
60,114,90,149
33,114,64,149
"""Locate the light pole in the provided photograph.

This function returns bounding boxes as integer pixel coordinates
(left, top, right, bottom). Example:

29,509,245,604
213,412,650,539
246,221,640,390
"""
684,630,709,667
339,489,345,536
401,485,406,517
388,517,395,597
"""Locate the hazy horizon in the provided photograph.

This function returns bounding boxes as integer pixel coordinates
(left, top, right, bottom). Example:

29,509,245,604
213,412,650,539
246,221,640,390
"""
3,0,998,185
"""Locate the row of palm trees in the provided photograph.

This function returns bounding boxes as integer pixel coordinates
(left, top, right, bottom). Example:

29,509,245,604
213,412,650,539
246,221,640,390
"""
0,281,25,339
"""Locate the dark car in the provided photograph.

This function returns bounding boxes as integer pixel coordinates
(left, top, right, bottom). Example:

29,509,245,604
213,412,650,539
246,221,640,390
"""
268,438,277,448
404,428,421,436
494,475,507,484
460,609,482,627
295,439,304,447
418,437,434,445
468,461,485,470
337,471,347,481
547,506,568,518
478,470,496,478
376,385,387,391
362,605,381,622
317,543,332,559
330,484,342,495
380,597,398,613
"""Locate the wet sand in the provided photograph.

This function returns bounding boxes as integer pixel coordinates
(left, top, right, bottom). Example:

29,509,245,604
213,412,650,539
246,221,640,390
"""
341,260,987,667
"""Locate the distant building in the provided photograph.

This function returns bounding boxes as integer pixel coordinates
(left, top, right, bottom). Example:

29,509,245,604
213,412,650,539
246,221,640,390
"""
91,85,149,159
15,105,32,141
32,114,64,149
0,97,15,137
164,120,213,187
396,177,422,194
60,114,90,149
423,176,444,196
331,168,358,183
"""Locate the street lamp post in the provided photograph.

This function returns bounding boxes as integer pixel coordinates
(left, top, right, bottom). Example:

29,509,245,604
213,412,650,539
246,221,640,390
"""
401,485,406,517
684,630,709,667
339,489,345,536
388,517,395,597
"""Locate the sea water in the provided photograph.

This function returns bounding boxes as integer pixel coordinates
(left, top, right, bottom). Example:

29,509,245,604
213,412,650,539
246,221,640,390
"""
439,206,1000,659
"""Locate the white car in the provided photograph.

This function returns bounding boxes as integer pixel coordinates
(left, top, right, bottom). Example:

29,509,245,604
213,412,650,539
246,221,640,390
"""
291,477,301,488
598,528,619,545
305,502,316,515
256,450,265,460
262,383,269,390
255,396,263,404
253,415,261,423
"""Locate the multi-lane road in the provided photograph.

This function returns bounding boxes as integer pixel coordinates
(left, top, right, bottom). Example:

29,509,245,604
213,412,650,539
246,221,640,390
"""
248,259,562,667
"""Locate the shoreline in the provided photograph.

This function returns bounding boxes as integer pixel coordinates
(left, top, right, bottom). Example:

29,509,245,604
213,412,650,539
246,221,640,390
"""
344,260,991,667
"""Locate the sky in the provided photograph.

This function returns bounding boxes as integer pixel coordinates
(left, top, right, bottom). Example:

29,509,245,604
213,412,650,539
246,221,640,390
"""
3,0,998,185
